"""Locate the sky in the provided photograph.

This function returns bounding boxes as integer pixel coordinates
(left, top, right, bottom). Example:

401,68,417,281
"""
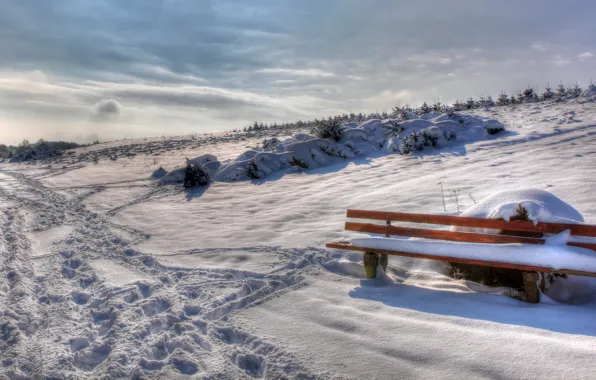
1,0,595,144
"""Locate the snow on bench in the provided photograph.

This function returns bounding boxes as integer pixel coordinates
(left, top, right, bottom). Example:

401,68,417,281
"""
326,209,596,303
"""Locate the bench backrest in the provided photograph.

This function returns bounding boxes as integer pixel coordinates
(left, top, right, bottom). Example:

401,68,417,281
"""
345,209,596,251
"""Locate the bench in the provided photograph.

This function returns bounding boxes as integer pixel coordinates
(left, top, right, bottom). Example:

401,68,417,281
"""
326,209,596,303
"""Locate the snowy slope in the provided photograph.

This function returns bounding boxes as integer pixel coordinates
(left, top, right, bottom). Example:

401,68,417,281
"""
1,98,596,379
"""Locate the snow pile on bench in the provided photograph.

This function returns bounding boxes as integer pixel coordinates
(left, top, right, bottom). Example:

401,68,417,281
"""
459,188,584,225
350,233,596,273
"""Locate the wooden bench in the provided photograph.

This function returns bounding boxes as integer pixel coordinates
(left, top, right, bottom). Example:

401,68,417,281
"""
326,209,596,303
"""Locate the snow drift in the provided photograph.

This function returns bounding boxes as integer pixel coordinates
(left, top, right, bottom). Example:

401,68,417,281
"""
158,113,505,185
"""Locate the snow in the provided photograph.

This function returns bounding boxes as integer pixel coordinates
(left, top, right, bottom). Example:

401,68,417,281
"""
1,99,596,379
89,260,148,286
350,235,596,272
157,113,504,184
459,188,584,224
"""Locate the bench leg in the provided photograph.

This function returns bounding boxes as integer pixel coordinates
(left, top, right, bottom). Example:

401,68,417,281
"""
363,252,379,279
379,253,388,273
522,272,540,303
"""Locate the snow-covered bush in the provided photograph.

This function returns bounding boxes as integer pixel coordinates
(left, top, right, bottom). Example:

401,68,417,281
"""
160,113,505,184
184,159,210,188
8,142,59,163
157,154,220,186
312,117,345,142
261,138,281,151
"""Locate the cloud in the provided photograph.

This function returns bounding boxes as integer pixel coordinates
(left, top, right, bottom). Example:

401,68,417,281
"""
93,99,121,120
258,68,335,77
531,43,549,52
1,0,596,142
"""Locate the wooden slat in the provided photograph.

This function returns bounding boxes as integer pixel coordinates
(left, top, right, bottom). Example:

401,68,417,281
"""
567,242,596,251
554,269,596,278
345,222,544,245
325,242,555,273
346,209,596,237
345,222,596,251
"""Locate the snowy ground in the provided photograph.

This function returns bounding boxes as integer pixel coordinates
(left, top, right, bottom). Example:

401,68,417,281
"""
1,99,596,379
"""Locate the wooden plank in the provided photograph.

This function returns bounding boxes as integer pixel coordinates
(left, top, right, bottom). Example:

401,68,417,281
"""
567,242,596,251
345,222,544,245
346,209,596,237
325,242,555,272
345,222,596,251
553,269,596,278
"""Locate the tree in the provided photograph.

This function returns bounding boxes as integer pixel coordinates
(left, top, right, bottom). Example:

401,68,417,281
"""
497,93,509,106
36,138,49,150
523,87,535,101
0,144,9,158
419,102,431,115
542,84,554,100
556,83,566,98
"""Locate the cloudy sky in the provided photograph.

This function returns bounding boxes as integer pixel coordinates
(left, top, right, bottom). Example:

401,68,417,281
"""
1,0,595,143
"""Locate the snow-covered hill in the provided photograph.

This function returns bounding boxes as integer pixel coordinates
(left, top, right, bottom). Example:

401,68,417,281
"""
1,98,596,379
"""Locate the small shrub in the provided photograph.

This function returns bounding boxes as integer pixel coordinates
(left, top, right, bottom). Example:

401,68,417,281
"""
184,159,210,188
410,129,424,151
246,160,260,179
485,126,505,135
400,136,413,155
313,117,344,142
289,157,309,169
383,120,404,137
421,131,439,147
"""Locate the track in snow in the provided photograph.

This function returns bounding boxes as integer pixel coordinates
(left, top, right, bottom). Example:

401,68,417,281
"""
0,168,341,379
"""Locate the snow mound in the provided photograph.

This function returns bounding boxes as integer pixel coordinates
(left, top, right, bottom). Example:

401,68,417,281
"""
157,154,221,186
208,113,504,182
460,188,584,224
8,146,59,163
582,84,596,98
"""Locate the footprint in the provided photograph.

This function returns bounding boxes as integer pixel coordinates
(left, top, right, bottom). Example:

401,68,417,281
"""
71,291,92,305
73,342,111,371
137,283,153,298
170,357,199,375
62,267,76,279
141,298,171,317
60,250,75,259
65,258,82,269
233,352,266,378
182,305,201,317
69,337,90,352
212,327,252,345
139,358,165,371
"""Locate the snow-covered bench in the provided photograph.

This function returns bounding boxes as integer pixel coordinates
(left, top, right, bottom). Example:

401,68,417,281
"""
326,209,596,303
